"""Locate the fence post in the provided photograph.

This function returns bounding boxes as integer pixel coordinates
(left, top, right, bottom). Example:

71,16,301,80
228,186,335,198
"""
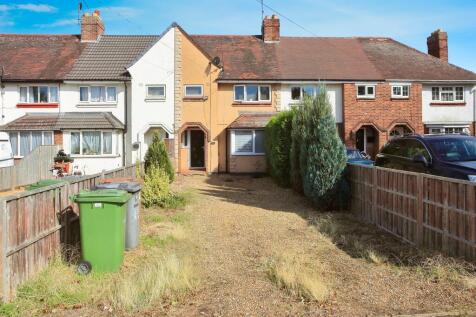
416,174,424,246
0,199,10,302
371,167,378,224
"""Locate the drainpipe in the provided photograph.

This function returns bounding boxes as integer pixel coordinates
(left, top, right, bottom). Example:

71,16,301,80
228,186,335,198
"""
123,81,128,166
0,66,4,125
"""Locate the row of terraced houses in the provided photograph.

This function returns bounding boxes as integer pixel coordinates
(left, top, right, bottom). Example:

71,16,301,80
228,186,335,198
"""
1,10,475,174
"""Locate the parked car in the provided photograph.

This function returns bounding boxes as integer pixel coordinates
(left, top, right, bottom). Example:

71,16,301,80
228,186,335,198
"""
347,148,374,166
375,134,476,181
0,132,14,168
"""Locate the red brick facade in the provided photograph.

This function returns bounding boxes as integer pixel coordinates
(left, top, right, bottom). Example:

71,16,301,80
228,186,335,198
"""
81,10,104,42
54,131,63,147
262,15,280,42
427,29,448,62
342,83,424,155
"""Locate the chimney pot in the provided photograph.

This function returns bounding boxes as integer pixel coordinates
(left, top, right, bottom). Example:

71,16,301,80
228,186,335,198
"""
427,29,448,62
81,9,105,42
262,15,280,43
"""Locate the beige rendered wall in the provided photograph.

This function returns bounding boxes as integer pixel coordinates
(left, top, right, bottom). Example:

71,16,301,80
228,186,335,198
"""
178,28,280,173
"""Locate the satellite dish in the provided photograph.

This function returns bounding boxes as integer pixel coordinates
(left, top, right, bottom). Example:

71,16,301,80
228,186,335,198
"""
212,56,221,66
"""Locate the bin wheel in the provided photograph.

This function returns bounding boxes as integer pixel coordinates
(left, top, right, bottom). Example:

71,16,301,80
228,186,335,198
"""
77,261,92,275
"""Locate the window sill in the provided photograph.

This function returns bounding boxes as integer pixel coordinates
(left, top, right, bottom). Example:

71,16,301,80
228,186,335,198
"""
145,98,166,102
391,97,410,100
356,97,375,101
231,153,266,156
16,103,59,108
76,103,117,108
183,96,208,101
70,154,120,158
232,102,272,106
430,102,466,106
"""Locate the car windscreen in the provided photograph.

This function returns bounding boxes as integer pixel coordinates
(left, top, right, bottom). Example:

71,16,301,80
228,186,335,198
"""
347,150,362,159
427,138,476,162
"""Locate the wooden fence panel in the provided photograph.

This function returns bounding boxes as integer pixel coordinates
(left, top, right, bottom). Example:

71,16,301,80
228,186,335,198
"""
348,164,476,261
0,162,142,302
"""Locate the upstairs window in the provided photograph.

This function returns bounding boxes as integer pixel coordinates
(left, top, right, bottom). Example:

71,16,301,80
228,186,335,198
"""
291,86,316,101
391,84,410,98
146,85,166,100
234,85,271,102
79,86,117,103
356,84,375,99
184,85,203,98
431,86,464,102
19,86,59,103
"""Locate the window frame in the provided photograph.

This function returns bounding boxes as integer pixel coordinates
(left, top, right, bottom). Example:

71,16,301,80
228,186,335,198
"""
69,130,117,157
230,129,265,156
233,84,272,103
391,84,410,99
78,86,117,104
430,86,465,103
18,85,60,104
290,85,318,102
356,84,376,99
145,84,166,100
184,85,204,98
9,131,54,158
429,126,469,135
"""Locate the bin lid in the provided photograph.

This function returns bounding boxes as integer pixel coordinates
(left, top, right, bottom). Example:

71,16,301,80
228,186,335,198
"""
27,179,65,191
94,182,142,193
71,189,131,203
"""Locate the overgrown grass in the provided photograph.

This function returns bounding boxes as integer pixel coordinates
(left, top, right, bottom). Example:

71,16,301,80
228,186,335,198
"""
263,252,330,303
1,206,198,316
310,213,476,286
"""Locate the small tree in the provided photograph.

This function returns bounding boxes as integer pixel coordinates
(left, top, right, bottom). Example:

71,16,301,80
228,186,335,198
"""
144,133,175,182
297,86,347,209
290,105,306,193
265,110,294,187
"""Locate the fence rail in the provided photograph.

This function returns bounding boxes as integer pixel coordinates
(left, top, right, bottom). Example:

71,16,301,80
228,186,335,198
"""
348,164,476,261
0,145,59,192
0,162,142,302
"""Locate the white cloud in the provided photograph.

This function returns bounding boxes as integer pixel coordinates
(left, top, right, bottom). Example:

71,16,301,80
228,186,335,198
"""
0,20,14,26
0,5,9,12
16,4,57,13
34,18,78,28
97,6,141,20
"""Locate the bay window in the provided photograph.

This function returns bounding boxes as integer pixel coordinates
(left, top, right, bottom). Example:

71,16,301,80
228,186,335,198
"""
8,131,53,157
231,130,265,155
19,85,59,103
431,86,464,102
79,86,117,103
70,131,116,156
234,85,271,102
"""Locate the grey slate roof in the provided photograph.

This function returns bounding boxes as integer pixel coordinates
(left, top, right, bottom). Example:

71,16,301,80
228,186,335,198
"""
65,35,160,81
0,112,124,131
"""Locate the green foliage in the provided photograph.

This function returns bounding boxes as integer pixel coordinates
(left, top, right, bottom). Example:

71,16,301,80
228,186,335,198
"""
144,134,175,182
265,110,295,187
141,166,187,209
296,87,347,209
290,104,306,193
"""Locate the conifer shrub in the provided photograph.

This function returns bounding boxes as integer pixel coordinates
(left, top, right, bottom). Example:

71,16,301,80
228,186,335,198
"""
144,133,175,182
290,103,306,193
142,166,185,209
265,110,294,187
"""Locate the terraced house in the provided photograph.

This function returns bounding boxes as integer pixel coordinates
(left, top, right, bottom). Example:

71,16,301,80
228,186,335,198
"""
1,11,475,174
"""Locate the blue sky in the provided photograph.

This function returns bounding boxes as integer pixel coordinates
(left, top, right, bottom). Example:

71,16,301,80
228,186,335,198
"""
1,0,475,72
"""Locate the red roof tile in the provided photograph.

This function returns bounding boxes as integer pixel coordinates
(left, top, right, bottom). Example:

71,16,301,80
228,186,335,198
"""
191,35,476,81
228,112,276,129
0,34,85,81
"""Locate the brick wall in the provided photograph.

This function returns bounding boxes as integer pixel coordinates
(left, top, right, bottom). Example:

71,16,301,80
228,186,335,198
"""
342,83,423,151
53,131,63,147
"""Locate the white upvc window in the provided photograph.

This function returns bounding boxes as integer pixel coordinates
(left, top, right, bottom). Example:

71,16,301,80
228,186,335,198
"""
8,131,53,157
184,85,204,98
391,84,410,98
79,86,117,103
146,85,166,100
429,126,469,135
431,86,464,102
290,85,317,101
69,131,115,156
19,85,59,103
356,84,376,99
234,85,271,102
231,130,265,155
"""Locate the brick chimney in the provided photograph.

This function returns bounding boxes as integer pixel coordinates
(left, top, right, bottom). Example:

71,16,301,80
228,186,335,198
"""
262,14,280,43
81,9,104,42
427,29,448,62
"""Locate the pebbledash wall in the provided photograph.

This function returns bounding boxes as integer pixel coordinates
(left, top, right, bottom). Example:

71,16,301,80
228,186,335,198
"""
342,82,424,154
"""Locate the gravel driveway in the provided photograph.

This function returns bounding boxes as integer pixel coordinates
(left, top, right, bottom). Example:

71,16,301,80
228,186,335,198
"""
168,174,476,317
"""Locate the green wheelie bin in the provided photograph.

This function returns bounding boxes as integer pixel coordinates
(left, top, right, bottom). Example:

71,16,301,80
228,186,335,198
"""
71,189,131,274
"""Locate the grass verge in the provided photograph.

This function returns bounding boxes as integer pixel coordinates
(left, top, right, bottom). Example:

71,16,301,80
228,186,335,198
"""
263,251,330,303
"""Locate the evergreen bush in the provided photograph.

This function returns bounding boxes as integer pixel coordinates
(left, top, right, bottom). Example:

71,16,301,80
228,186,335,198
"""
290,104,306,193
144,134,175,182
265,110,294,187
141,166,186,208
